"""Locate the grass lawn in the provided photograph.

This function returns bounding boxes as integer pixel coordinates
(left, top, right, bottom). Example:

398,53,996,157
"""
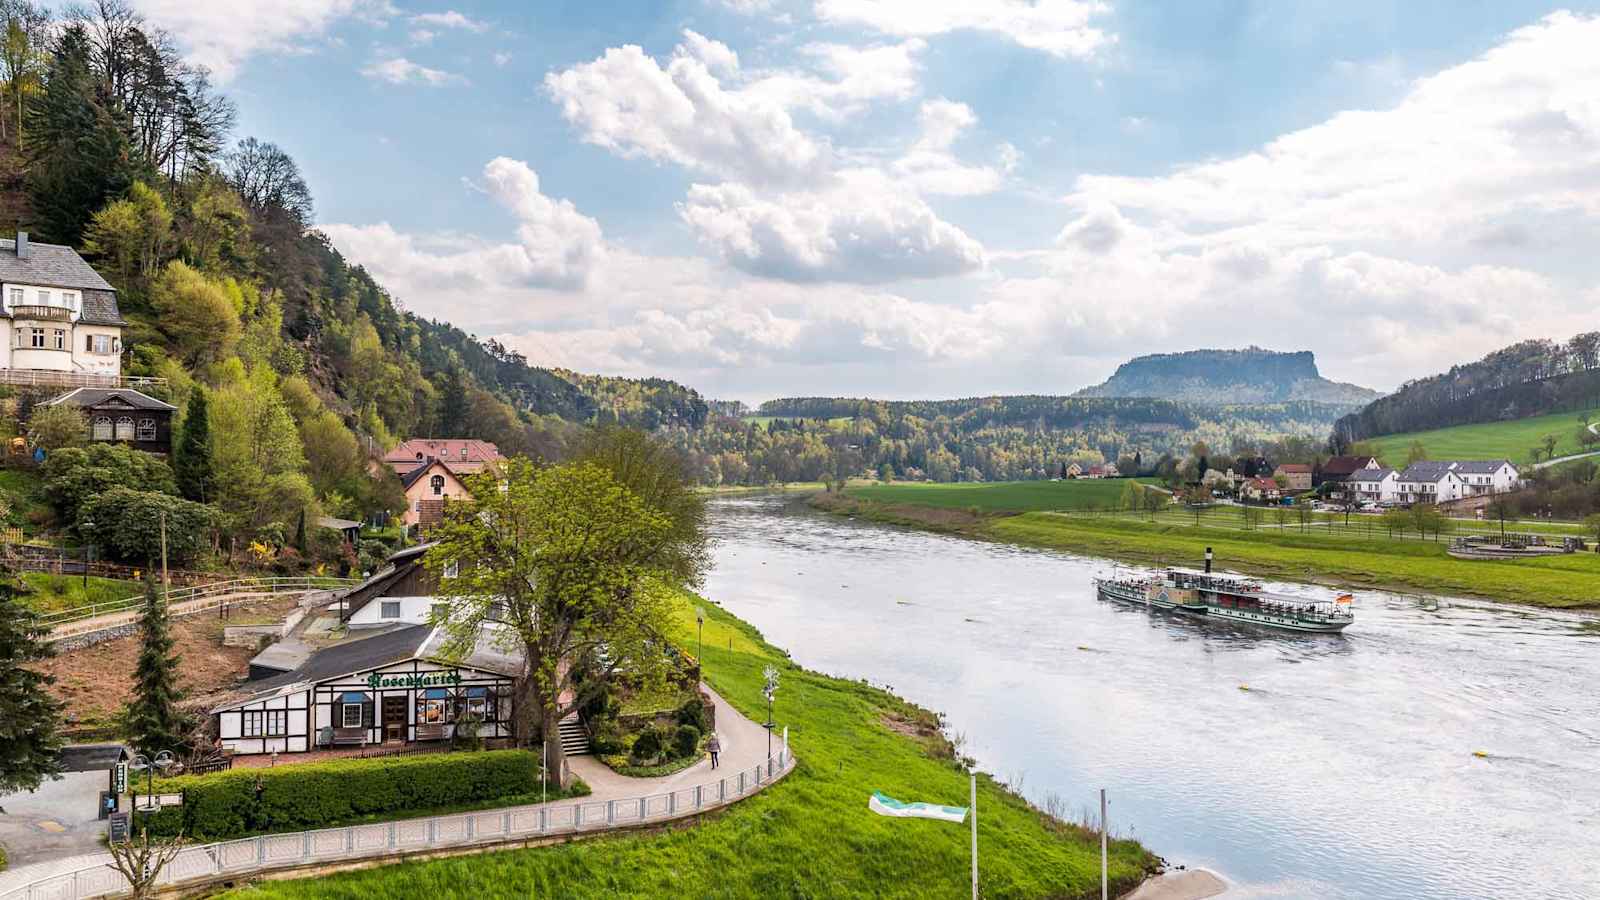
19,572,142,614
814,494,1600,609
848,478,1159,513
1362,407,1600,466
991,513,1600,609
224,593,1157,900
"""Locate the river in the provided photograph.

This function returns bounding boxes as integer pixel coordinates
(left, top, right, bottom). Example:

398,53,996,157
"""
703,495,1600,899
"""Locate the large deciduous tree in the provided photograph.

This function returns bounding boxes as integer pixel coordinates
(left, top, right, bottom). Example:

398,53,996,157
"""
427,441,707,785
0,563,63,794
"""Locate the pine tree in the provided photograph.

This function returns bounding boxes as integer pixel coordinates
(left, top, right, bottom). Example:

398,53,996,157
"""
174,389,214,503
0,565,64,794
122,574,189,756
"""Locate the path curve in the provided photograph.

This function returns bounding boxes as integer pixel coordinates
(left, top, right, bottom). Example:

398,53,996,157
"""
0,685,791,900
1531,421,1600,470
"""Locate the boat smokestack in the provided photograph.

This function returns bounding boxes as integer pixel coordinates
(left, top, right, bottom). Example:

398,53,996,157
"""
1204,547,1213,574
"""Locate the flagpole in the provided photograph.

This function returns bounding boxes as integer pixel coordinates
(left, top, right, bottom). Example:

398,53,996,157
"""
1100,788,1108,900
970,774,978,900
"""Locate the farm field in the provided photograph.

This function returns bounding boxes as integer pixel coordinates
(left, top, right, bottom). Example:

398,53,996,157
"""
847,478,1160,513
1362,407,1600,466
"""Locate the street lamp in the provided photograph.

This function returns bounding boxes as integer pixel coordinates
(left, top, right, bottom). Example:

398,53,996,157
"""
762,665,780,759
80,521,94,592
128,750,177,813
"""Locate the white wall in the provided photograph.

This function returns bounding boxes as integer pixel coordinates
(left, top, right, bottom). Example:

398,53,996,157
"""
347,595,443,628
218,688,311,754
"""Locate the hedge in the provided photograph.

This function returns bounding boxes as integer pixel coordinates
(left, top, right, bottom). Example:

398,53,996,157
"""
137,750,543,840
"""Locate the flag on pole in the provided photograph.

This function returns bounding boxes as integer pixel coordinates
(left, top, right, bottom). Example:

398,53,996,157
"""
869,791,969,823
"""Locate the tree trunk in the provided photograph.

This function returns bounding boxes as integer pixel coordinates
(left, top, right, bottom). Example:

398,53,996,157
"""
542,703,569,789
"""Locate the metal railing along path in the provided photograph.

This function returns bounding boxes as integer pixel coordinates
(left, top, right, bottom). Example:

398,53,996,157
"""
42,576,359,639
0,747,794,900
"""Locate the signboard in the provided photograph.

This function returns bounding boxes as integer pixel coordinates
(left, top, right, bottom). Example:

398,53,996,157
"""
366,670,462,690
108,811,130,843
113,761,128,794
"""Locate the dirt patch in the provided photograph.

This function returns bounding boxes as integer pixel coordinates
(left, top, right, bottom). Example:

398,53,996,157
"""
808,493,1002,533
41,596,302,738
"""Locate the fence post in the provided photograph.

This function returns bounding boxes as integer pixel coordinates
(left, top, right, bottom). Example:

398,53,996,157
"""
739,771,746,794
256,836,265,864
389,822,397,848
575,803,582,828
720,778,726,802
639,797,647,820
669,792,676,815
428,818,436,845
695,785,702,810
607,799,615,824
539,808,548,833
503,811,511,835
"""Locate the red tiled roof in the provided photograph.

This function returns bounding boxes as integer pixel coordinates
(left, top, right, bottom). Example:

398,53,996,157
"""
385,439,503,473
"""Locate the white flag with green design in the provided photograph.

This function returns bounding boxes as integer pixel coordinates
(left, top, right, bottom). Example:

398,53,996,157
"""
869,791,969,823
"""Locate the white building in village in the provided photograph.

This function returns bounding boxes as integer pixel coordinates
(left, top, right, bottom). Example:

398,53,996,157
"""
0,233,125,380
1347,460,1521,505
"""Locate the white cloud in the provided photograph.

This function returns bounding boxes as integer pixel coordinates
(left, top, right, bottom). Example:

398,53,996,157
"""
714,0,774,12
362,57,469,86
322,157,604,296
410,10,488,32
409,29,436,45
678,170,985,282
746,39,926,120
814,0,1113,59
131,0,387,81
544,35,826,186
493,52,513,66
890,99,1007,195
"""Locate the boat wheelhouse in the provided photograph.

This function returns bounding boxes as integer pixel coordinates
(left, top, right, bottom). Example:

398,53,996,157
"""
1094,566,1353,633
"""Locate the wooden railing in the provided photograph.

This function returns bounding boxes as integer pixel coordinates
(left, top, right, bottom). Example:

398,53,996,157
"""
41,575,360,634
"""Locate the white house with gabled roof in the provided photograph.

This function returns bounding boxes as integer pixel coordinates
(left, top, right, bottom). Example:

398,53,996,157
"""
0,232,125,380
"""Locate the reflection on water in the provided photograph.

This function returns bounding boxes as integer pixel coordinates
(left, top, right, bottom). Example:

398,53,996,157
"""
704,495,1600,900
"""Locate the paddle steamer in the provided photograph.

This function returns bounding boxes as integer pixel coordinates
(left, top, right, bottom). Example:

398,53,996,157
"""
1094,551,1354,633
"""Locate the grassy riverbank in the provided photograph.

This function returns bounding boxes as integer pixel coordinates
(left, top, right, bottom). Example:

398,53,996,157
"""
815,492,1600,609
848,478,1159,512
224,592,1157,899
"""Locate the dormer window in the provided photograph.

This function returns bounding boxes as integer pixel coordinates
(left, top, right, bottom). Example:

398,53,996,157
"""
37,290,49,305
7,289,19,307
61,292,76,311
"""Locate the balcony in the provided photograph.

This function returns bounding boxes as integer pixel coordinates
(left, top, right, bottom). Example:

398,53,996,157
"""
10,304,73,321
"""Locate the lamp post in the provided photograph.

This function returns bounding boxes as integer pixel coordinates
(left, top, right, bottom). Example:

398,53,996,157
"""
695,606,705,673
79,520,96,591
128,750,177,813
761,665,780,760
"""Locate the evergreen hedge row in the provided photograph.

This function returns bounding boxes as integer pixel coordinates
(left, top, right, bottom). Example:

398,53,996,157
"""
137,750,542,840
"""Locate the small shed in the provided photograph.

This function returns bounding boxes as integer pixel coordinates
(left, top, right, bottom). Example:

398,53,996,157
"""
40,387,176,454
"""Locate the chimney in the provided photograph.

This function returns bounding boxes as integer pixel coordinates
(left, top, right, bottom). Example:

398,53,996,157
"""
14,231,27,259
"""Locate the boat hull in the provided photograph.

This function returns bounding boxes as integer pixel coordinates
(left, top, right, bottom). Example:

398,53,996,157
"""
1095,578,1352,633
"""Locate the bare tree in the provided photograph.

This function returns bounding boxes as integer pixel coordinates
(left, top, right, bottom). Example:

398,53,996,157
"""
224,136,313,225
105,827,183,899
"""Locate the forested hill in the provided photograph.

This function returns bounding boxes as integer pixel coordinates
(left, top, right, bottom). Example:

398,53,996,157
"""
1333,332,1600,444
1074,348,1380,405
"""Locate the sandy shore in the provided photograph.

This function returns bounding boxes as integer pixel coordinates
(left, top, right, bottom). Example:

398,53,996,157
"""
1124,869,1227,900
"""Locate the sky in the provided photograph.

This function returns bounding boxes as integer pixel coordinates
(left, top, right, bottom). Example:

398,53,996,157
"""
132,1,1600,404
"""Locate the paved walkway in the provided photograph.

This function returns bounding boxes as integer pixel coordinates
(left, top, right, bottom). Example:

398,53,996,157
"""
0,685,781,897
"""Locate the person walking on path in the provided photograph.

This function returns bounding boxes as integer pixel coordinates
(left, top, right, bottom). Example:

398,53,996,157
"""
707,732,722,769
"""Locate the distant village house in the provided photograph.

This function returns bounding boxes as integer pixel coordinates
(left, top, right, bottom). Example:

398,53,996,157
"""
0,233,126,383
1273,463,1313,492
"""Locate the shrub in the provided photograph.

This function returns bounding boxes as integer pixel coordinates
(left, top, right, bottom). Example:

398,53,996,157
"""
78,488,219,564
672,724,700,760
42,443,176,520
674,697,707,732
629,726,662,762
140,749,540,840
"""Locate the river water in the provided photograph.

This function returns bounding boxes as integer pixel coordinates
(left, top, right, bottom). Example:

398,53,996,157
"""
703,495,1600,899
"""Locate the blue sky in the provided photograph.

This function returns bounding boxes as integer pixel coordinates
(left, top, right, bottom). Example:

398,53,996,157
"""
138,1,1600,403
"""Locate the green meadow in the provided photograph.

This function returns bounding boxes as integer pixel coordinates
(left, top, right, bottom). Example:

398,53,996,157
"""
847,478,1159,513
224,592,1157,900
1362,407,1600,466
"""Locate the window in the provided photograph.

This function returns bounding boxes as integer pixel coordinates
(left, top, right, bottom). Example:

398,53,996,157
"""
89,334,114,354
136,418,156,441
36,290,49,305
464,686,490,720
241,709,287,737
92,416,112,440
62,292,76,310
52,329,64,350
380,601,400,619
460,447,467,457
114,417,134,441
431,603,450,622
342,703,364,728
443,560,459,579
28,327,44,348
430,474,445,496
7,288,19,306
417,688,453,725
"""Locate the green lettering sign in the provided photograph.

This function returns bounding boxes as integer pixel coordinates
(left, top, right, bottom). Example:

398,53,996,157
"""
364,670,464,690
